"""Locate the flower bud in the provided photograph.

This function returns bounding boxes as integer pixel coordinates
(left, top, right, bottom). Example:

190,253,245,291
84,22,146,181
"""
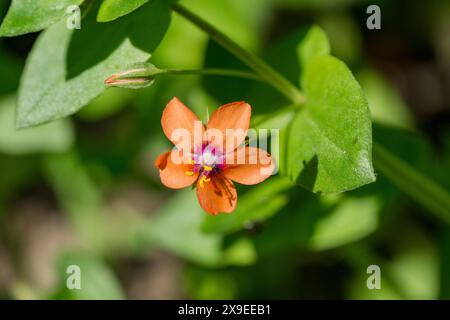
104,62,162,89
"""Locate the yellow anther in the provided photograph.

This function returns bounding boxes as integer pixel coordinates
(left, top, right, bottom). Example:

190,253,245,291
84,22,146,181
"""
185,171,194,176
199,176,211,188
189,158,196,165
203,165,213,172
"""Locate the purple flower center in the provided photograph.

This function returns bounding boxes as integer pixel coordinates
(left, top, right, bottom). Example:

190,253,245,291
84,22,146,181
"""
192,144,225,177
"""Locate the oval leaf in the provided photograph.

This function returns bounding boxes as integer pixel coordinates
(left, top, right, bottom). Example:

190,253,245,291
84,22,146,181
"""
97,0,150,22
16,0,171,128
286,55,375,193
297,25,330,71
0,0,85,37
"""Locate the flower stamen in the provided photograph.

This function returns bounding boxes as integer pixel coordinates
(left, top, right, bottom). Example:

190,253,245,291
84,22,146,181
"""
199,175,211,188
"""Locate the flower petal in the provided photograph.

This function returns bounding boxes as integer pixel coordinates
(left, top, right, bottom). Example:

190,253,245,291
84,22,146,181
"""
196,174,237,215
156,149,198,189
154,151,170,170
206,101,251,154
223,147,275,185
161,97,205,152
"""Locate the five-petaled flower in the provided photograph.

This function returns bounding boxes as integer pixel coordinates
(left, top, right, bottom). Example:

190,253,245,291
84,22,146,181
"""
155,97,275,215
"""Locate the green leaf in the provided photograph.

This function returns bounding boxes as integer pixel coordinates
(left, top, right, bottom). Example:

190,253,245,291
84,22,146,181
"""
98,0,150,22
202,177,293,235
0,96,73,155
286,55,375,193
16,0,171,128
297,25,330,72
53,251,124,300
0,0,85,37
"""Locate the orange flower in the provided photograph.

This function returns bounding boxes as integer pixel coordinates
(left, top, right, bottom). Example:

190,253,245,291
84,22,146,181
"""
155,97,275,215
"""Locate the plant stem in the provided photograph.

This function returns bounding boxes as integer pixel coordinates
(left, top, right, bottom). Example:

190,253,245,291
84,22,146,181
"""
162,68,264,82
173,3,450,222
172,4,306,105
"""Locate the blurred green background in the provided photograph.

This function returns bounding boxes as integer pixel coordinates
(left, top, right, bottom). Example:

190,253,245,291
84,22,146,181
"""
0,0,449,299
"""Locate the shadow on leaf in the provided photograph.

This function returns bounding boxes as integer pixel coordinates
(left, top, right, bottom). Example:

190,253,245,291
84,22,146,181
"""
66,0,171,80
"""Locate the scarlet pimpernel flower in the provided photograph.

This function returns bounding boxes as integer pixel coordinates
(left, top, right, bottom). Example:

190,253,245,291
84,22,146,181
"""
155,97,275,215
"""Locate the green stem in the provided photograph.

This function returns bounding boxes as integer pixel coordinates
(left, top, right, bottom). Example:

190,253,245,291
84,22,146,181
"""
172,4,306,105
373,142,450,223
162,68,264,82
173,3,450,222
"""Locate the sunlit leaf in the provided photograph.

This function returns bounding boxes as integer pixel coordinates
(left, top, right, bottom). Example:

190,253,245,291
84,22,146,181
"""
287,55,375,193
0,0,85,37
297,25,330,73
16,0,171,128
97,0,150,22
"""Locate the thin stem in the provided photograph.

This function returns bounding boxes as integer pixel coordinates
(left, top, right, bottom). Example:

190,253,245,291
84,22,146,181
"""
173,3,450,223
172,4,306,105
162,68,264,82
372,142,450,223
